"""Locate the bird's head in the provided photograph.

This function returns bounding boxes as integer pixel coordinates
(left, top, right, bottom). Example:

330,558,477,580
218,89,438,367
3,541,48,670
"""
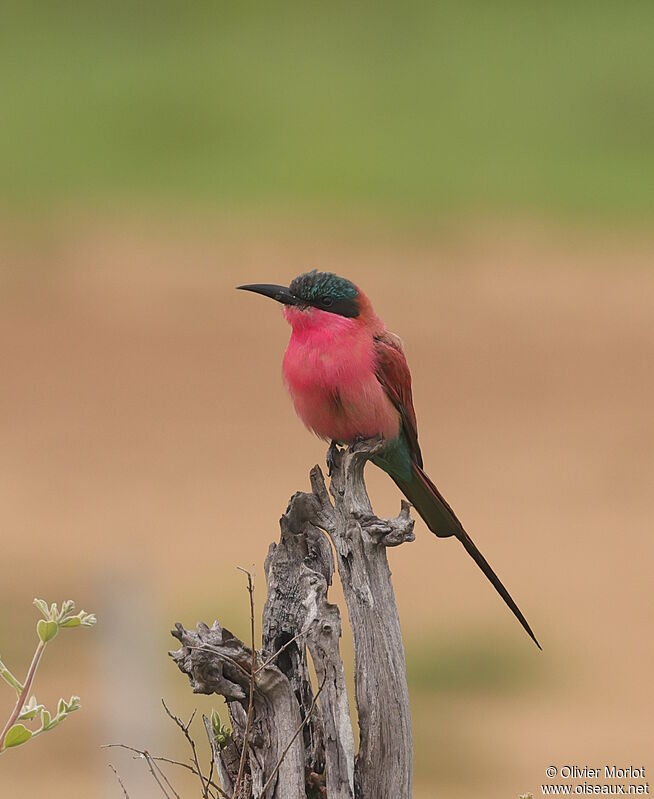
238,270,363,328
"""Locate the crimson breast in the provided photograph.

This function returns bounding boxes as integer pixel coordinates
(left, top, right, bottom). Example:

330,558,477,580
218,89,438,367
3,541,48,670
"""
281,307,400,443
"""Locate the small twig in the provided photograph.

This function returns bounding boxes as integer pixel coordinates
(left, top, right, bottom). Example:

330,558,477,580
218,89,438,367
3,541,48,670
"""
233,566,256,798
142,750,177,798
153,756,183,799
103,744,193,774
260,675,327,797
207,746,216,796
202,714,232,799
102,744,230,799
108,763,130,798
161,700,210,798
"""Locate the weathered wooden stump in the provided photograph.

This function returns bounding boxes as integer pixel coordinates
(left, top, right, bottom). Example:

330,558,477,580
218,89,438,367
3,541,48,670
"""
171,438,415,799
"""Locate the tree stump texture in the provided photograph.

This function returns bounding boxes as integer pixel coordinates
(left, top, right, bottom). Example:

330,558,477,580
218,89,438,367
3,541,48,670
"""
171,438,416,799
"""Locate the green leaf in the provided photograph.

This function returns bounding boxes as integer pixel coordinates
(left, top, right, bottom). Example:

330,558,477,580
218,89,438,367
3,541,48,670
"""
210,708,231,747
33,598,50,619
37,619,59,643
18,696,44,721
59,600,75,619
210,708,221,735
59,617,81,628
60,696,80,714
60,610,96,629
40,708,53,730
3,724,32,748
0,664,23,694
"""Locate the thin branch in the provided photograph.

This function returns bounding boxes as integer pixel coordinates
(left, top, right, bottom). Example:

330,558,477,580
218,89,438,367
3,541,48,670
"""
161,700,210,799
108,763,130,798
102,744,230,799
202,714,232,799
0,640,46,750
142,750,177,798
260,675,327,797
207,747,216,796
152,756,184,799
233,567,256,799
103,743,189,771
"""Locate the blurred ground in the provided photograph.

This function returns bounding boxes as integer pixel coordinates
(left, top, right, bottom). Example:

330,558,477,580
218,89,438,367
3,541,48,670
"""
0,216,652,798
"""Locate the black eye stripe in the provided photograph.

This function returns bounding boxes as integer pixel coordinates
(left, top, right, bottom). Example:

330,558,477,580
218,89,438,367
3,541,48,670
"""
312,297,359,318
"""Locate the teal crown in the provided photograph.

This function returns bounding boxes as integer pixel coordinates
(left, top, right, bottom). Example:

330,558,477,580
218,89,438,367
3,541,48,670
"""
289,270,359,317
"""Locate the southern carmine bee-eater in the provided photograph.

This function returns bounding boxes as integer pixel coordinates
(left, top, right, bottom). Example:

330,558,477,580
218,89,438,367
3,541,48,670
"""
238,270,540,648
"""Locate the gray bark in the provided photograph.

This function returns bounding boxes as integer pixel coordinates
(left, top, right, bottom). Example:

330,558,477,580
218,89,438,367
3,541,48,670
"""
170,438,415,799
170,620,305,799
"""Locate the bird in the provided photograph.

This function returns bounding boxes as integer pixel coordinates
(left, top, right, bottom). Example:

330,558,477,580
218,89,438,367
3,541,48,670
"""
238,270,540,649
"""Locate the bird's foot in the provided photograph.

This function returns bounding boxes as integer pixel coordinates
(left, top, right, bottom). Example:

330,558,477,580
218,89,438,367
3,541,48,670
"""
326,440,340,477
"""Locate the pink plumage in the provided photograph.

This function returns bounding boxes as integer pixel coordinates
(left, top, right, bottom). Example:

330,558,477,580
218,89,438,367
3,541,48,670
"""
281,293,401,443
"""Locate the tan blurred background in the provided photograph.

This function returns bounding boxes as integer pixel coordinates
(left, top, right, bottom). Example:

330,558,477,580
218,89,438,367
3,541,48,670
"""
1,3,653,798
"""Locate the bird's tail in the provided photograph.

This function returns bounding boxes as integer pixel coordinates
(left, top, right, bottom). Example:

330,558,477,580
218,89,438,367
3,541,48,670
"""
392,462,541,650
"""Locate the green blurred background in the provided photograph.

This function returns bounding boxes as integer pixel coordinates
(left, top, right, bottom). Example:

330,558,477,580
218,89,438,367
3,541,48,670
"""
1,3,652,798
2,0,653,217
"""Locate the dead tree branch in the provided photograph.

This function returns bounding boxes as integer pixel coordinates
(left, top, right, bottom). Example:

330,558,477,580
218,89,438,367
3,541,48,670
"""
170,438,415,798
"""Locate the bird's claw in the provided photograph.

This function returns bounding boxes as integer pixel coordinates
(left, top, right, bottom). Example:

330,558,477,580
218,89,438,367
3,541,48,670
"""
326,440,340,477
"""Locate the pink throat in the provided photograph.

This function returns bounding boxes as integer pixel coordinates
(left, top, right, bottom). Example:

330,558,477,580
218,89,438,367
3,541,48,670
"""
282,304,358,339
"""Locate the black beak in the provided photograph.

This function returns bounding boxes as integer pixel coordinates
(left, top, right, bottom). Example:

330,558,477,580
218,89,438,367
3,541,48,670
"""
236,283,301,306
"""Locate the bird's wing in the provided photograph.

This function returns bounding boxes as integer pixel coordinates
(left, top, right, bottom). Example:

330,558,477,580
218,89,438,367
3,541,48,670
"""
373,330,423,467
